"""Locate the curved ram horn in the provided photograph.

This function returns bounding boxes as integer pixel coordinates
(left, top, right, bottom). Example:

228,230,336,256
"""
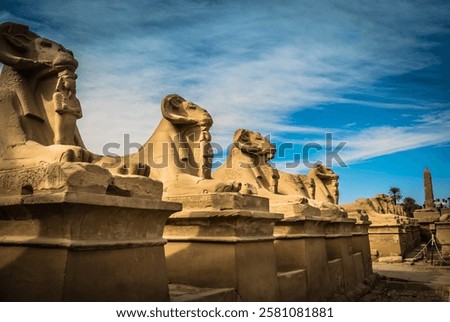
161,94,196,124
0,22,43,69
233,129,252,151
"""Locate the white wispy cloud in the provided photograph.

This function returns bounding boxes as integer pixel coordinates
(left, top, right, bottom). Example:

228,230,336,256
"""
339,126,447,163
332,109,450,164
262,109,450,172
1,0,449,161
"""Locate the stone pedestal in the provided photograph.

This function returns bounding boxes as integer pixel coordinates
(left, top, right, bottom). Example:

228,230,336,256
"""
163,193,282,301
273,214,330,301
327,258,344,295
0,191,181,301
406,224,422,251
435,222,450,258
351,221,373,277
368,223,420,258
325,219,359,290
413,209,440,224
414,209,441,242
368,224,407,257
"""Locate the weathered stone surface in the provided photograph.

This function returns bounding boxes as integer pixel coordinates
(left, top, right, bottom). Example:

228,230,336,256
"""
439,214,450,222
0,22,183,301
424,167,435,209
435,222,450,258
277,269,307,301
112,174,163,199
116,94,242,196
328,259,345,295
307,163,340,204
165,192,269,211
213,129,346,218
414,209,440,223
0,21,377,303
412,168,444,247
325,219,358,290
164,199,283,301
0,192,181,301
0,22,93,171
342,194,410,225
270,200,321,218
0,162,167,201
169,284,238,302
210,130,372,300
352,222,373,276
353,252,365,283
368,225,408,257
274,216,331,301
377,256,403,263
344,194,420,258
0,22,163,199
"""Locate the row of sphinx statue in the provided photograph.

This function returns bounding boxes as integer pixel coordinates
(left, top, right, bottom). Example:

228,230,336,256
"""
0,22,342,217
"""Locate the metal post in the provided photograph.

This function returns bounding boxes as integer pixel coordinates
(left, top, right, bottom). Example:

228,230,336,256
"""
430,223,436,266
431,236,434,265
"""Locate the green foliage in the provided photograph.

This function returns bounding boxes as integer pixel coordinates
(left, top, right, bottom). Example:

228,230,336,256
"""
402,196,420,218
388,186,402,205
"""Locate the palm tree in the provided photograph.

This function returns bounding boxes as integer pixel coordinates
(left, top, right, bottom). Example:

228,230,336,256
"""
402,197,420,217
388,186,402,205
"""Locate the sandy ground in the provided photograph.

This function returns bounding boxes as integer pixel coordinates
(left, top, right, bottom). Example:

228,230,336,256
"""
361,261,450,301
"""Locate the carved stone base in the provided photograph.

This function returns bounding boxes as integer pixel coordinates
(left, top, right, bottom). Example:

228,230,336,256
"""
413,209,440,224
0,191,181,301
169,284,238,302
351,221,373,277
163,193,282,301
270,201,320,218
0,162,163,199
407,225,422,252
274,215,331,301
271,201,370,300
368,224,420,258
164,192,269,211
325,219,360,290
435,222,450,258
414,209,441,242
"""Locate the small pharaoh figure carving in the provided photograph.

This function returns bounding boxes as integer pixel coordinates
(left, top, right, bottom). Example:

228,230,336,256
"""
0,22,94,169
307,163,340,204
302,175,316,199
199,127,213,179
0,22,149,178
53,70,82,145
214,129,307,198
124,94,241,195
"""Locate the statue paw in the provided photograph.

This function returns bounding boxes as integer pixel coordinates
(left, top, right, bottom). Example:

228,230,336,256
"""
117,162,150,177
241,183,258,195
128,162,150,176
59,146,93,163
214,181,242,193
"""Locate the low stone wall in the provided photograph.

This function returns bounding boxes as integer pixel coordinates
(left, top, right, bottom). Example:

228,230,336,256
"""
435,222,450,259
325,219,360,290
164,194,373,301
164,193,282,301
368,224,420,258
274,216,331,301
414,209,441,242
352,222,373,276
0,192,181,301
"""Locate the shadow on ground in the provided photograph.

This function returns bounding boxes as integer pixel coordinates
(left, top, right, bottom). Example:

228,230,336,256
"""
359,276,448,301
360,261,450,301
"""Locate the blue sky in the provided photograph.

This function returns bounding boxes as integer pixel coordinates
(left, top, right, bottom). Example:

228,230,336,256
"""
1,0,449,204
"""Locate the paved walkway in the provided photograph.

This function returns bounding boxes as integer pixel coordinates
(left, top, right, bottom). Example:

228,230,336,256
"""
373,261,450,287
